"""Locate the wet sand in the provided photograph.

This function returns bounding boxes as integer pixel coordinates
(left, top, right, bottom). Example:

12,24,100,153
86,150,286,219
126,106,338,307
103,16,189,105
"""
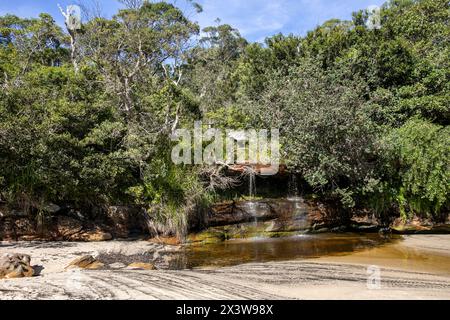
0,235,449,300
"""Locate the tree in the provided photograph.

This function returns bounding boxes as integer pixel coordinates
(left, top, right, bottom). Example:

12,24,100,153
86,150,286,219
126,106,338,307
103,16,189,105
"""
186,23,247,115
384,118,449,220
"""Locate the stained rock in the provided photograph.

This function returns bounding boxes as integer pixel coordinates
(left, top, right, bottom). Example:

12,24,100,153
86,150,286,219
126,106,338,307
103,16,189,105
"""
0,253,35,279
126,262,157,270
65,255,104,270
79,230,113,242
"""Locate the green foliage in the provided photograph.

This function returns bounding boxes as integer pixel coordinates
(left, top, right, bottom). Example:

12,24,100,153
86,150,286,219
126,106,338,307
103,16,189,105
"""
387,118,449,218
0,3,207,238
0,0,448,235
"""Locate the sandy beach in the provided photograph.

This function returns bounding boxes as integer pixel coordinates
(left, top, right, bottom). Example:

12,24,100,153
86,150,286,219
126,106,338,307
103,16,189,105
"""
1,235,449,300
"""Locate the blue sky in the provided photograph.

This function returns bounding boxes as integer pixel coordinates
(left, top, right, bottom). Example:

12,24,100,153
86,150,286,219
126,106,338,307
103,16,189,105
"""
0,0,386,42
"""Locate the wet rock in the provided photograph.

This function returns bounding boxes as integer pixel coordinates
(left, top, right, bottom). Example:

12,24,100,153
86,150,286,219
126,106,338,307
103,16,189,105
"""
188,228,229,244
391,217,450,234
66,255,104,270
313,227,330,233
208,201,277,227
208,199,322,231
0,253,34,279
349,223,379,233
126,262,157,270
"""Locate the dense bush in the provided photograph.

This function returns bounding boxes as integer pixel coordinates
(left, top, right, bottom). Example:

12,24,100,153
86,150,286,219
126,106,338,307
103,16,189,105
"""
0,0,448,237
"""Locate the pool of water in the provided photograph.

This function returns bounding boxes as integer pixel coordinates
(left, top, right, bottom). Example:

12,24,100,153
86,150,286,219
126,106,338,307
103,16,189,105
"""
170,233,398,270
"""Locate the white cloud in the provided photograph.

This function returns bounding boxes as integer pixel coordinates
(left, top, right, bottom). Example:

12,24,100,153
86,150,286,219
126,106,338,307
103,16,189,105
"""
196,0,290,38
195,0,386,41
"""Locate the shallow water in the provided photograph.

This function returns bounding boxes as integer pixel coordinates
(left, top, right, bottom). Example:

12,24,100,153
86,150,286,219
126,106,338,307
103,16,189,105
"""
171,233,398,269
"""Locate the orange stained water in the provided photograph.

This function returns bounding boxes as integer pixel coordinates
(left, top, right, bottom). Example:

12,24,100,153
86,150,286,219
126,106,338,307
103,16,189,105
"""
172,233,450,275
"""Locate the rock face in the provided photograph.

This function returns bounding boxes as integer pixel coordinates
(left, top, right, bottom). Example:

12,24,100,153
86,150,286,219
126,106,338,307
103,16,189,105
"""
0,253,34,279
191,199,328,243
65,256,104,270
105,206,148,238
0,205,149,241
208,199,323,230
56,216,83,238
78,230,113,242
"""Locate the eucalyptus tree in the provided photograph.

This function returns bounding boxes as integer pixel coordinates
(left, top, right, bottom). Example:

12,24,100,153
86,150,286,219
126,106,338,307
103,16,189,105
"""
186,23,247,115
79,1,199,123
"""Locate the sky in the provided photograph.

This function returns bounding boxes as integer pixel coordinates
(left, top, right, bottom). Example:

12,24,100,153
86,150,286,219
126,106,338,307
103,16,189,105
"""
0,0,386,42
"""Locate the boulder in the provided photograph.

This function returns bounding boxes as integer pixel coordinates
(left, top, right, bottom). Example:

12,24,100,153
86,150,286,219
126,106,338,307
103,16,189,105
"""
65,255,104,270
0,253,34,279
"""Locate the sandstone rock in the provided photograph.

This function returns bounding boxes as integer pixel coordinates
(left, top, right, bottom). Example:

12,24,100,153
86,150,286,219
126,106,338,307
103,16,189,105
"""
79,230,113,242
208,199,317,229
57,216,83,238
208,201,277,227
126,262,156,270
0,253,34,279
391,217,450,234
65,255,104,270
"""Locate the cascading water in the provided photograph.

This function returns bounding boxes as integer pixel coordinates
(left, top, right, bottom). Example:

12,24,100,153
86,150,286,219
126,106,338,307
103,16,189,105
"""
287,173,301,201
248,170,256,199
245,168,261,237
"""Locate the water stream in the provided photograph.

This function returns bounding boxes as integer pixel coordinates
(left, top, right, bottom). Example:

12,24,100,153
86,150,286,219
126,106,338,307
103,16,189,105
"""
248,170,256,199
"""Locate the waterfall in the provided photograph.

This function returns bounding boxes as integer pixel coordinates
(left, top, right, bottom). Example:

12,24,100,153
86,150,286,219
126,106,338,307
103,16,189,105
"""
288,173,299,199
248,170,256,199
